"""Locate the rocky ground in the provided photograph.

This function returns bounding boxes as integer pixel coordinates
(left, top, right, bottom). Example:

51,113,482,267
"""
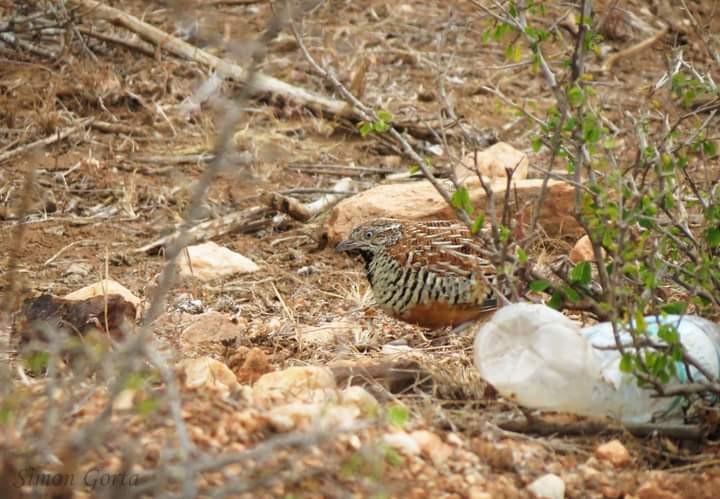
1,0,720,497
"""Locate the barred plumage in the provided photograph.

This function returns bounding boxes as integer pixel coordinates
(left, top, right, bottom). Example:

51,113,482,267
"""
336,218,498,328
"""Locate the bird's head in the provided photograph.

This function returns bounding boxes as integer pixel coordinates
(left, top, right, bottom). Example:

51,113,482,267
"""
335,219,403,261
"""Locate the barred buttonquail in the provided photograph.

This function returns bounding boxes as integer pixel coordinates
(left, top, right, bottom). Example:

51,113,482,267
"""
336,218,498,329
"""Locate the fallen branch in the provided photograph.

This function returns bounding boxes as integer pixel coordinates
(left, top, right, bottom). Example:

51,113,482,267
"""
70,0,350,117
499,416,706,441
303,177,354,216
128,153,215,165
90,120,145,135
269,177,354,227
136,177,353,253
77,25,155,57
133,206,271,254
0,119,93,164
261,191,312,222
0,31,58,59
286,163,403,176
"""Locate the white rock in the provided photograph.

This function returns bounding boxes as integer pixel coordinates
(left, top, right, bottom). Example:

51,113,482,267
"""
266,402,316,431
267,402,360,432
114,389,136,411
410,430,453,465
298,320,358,346
527,473,565,499
383,431,421,455
340,386,379,416
178,356,238,397
594,439,631,467
457,142,529,183
64,279,141,308
253,366,336,403
177,241,258,281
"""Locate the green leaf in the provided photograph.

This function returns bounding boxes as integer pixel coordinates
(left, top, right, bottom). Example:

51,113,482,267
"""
493,23,510,41
499,225,511,242
0,405,10,426
582,114,602,143
567,86,585,107
135,397,157,416
408,164,420,175
451,186,474,215
602,137,617,149
376,110,394,122
703,140,717,157
661,302,686,315
384,447,404,466
471,215,485,234
531,136,542,152
340,453,364,477
516,247,528,264
373,121,389,133
658,324,680,345
707,227,720,247
529,279,552,292
670,345,684,362
386,404,410,428
619,353,634,373
635,311,647,333
562,286,580,303
481,29,491,44
25,351,49,375
505,44,522,63
358,122,373,137
548,291,563,309
124,372,146,390
570,261,592,285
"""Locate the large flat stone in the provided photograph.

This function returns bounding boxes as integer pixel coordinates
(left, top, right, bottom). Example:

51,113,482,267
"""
325,178,580,243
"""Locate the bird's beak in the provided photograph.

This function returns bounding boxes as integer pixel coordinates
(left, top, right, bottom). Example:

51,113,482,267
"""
335,239,362,253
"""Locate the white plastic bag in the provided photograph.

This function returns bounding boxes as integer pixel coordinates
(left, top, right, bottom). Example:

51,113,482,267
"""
474,303,720,423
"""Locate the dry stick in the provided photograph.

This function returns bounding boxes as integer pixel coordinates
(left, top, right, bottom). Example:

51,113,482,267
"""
0,118,93,164
499,417,706,441
286,164,402,175
90,120,145,135
205,0,265,5
265,177,354,225
133,206,270,255
137,176,353,253
136,180,356,253
76,25,155,57
261,191,312,222
129,153,215,165
602,26,669,73
0,31,58,59
70,0,349,117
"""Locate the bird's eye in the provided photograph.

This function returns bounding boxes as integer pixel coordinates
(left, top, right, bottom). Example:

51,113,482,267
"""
364,230,374,240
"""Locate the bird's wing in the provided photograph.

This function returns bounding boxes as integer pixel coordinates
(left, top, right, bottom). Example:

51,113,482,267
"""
386,220,494,279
